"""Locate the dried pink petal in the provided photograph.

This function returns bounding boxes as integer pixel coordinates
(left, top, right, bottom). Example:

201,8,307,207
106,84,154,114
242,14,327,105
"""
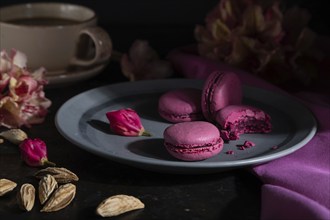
0,49,51,128
0,48,27,72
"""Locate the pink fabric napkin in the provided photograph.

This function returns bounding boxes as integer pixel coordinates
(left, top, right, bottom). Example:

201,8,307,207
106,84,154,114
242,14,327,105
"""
167,47,330,220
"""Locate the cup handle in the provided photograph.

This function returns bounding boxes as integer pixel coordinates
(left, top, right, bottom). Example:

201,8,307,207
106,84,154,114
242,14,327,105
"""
70,26,112,67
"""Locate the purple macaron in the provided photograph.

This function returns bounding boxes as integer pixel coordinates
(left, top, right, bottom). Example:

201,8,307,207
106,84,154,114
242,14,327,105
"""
215,105,272,141
158,88,204,123
201,71,242,122
163,121,224,161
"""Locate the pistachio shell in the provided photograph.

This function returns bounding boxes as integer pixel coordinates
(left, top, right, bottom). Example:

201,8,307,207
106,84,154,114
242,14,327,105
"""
96,194,144,217
0,179,17,196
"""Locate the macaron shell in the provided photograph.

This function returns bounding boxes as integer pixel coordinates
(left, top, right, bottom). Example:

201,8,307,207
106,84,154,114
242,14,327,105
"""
164,121,220,146
163,121,224,161
201,71,242,122
158,88,203,123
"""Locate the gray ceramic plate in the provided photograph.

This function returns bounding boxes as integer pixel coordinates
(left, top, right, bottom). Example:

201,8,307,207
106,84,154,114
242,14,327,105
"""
55,79,317,174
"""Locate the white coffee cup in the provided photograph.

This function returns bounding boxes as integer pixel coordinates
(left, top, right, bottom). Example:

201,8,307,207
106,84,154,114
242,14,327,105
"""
0,2,112,75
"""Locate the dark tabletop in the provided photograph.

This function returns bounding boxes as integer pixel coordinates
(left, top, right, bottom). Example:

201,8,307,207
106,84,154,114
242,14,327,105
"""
0,61,262,220
1,0,329,219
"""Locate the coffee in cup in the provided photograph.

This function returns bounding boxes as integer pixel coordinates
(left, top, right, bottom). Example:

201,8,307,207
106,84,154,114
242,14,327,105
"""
0,2,112,75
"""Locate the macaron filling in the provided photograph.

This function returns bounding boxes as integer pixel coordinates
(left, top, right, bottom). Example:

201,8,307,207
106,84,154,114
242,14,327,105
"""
164,138,222,150
164,138,224,161
158,110,203,121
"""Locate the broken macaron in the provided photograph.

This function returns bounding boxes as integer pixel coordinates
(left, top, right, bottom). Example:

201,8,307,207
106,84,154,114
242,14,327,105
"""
215,105,271,141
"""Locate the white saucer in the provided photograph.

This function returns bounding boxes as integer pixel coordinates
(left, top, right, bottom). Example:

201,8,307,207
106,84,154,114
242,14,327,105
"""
45,63,107,87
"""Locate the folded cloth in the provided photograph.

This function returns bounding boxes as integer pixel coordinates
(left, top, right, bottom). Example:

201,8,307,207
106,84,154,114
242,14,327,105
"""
167,47,330,220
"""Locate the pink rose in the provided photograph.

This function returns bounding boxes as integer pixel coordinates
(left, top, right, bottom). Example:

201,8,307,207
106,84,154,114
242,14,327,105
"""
194,0,324,85
0,49,51,128
106,108,151,136
19,138,55,167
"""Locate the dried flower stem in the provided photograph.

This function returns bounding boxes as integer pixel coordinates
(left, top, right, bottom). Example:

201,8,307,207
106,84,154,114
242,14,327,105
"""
142,131,152,136
41,158,56,167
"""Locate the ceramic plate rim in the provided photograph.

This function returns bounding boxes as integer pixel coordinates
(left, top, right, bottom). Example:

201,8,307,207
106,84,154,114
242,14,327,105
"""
55,79,317,174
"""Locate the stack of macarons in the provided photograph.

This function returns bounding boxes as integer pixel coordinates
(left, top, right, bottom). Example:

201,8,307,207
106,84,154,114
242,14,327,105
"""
158,71,272,161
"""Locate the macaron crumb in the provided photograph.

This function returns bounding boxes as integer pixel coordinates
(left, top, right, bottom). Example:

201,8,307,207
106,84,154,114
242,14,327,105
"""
236,140,256,150
272,145,279,150
243,140,255,148
226,150,235,155
238,146,246,150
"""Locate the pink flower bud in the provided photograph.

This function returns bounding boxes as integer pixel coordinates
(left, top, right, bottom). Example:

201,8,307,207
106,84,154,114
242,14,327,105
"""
19,138,55,167
106,108,151,136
